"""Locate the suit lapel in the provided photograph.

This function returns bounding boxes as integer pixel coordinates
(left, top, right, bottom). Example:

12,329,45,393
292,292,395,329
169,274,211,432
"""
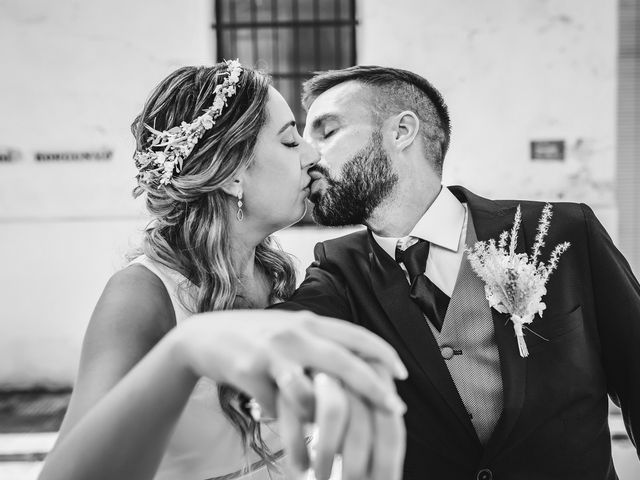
367,231,479,442
451,186,529,458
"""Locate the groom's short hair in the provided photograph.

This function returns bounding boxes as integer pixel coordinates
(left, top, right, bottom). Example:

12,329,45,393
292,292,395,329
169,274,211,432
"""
302,65,451,173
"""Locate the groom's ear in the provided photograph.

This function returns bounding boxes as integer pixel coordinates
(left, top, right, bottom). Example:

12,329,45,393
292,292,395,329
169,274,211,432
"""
220,178,243,197
389,111,420,152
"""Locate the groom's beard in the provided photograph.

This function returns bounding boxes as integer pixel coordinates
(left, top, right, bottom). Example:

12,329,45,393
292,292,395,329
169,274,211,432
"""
309,131,398,226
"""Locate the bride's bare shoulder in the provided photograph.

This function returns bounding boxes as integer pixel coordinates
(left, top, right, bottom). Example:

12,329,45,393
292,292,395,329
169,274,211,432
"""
89,264,177,348
56,264,179,438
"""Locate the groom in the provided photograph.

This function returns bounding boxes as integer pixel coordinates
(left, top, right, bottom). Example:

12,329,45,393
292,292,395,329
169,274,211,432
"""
275,66,640,479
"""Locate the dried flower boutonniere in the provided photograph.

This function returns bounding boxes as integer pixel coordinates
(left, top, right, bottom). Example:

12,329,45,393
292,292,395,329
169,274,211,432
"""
467,204,570,357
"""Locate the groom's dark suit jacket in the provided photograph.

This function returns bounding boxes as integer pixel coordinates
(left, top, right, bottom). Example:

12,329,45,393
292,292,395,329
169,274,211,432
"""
274,186,640,480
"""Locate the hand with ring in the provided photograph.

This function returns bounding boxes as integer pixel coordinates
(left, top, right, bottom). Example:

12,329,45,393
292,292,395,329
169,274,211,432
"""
273,369,405,480
40,308,408,480
174,309,408,479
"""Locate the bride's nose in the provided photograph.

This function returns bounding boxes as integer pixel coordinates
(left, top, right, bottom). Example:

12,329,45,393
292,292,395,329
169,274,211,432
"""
300,140,320,169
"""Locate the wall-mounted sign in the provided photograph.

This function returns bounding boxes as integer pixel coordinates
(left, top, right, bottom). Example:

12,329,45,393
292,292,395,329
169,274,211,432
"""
34,150,113,162
0,149,22,163
530,140,565,161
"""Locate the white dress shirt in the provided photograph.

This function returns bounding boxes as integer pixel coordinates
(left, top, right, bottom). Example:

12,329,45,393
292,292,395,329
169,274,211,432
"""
371,186,468,297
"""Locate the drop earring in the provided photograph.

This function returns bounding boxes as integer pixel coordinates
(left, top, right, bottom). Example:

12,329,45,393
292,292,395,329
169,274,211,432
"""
236,192,244,221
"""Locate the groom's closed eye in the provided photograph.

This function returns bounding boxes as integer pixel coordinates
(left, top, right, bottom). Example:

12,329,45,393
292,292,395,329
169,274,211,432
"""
322,127,337,140
309,114,341,139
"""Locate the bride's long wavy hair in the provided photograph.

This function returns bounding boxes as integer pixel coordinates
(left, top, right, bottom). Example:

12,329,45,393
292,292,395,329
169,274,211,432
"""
130,64,297,466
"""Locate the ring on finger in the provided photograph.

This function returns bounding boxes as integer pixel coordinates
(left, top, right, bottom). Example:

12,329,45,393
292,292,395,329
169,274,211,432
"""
238,394,264,422
239,395,276,423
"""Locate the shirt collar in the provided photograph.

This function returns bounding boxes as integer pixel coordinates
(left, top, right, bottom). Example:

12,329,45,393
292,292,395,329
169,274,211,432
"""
371,186,466,259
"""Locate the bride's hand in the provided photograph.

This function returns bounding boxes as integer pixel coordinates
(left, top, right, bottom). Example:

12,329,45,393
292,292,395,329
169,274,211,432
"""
308,370,405,480
169,309,407,479
171,309,407,418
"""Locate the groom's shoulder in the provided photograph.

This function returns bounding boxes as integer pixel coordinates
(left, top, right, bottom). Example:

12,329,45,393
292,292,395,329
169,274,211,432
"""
489,195,592,232
316,228,370,261
454,186,586,221
499,197,585,216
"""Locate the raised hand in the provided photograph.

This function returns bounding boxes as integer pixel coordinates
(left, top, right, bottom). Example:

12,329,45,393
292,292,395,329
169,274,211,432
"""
175,309,408,418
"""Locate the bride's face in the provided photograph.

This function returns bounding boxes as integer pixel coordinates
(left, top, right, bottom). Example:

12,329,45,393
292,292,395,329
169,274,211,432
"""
240,86,318,231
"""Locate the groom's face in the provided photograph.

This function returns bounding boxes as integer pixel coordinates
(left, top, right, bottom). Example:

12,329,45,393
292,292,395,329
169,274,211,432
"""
303,81,398,226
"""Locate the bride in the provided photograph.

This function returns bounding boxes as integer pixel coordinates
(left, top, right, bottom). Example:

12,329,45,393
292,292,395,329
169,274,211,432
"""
37,60,407,480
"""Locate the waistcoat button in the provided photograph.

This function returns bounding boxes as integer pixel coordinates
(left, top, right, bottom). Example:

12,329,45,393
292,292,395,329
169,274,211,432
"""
440,345,454,360
477,468,492,480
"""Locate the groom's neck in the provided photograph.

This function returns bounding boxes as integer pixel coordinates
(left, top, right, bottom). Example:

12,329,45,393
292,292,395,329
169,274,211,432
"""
365,179,442,237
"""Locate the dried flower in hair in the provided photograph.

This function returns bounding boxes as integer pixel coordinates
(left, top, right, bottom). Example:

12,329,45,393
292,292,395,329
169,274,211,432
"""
134,59,243,188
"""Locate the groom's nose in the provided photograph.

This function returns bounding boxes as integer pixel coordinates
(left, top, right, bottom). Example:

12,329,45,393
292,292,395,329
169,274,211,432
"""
300,140,320,169
302,122,312,143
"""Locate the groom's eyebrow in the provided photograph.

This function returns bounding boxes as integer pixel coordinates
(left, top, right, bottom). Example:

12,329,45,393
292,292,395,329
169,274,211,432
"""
310,114,339,131
277,120,296,135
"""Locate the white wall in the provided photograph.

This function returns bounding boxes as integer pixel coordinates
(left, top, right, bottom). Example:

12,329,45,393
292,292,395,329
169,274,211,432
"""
0,0,215,388
0,0,620,388
0,0,214,219
359,0,617,226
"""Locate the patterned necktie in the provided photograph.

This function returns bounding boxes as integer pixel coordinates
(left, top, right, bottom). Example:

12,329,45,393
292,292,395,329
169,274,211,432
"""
396,239,450,331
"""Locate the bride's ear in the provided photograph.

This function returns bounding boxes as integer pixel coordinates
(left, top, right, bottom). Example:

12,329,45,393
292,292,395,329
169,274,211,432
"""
220,178,243,198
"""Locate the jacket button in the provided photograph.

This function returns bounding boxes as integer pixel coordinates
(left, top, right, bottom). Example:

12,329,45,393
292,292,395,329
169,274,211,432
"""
440,346,454,360
477,468,492,480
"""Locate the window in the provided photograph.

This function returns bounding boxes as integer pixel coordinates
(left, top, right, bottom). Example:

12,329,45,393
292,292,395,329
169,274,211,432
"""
214,0,357,126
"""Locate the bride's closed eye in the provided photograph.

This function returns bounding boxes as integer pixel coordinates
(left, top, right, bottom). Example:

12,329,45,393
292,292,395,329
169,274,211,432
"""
282,128,302,148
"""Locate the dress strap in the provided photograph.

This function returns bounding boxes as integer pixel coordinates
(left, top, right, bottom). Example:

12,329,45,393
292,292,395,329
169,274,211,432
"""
129,255,194,323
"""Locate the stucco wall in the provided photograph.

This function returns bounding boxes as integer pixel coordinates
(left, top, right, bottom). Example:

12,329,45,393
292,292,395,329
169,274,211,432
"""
0,0,214,388
359,0,616,211
0,0,618,388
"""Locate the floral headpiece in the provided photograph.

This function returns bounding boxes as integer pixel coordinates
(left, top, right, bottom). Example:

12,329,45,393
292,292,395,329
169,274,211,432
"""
134,59,243,187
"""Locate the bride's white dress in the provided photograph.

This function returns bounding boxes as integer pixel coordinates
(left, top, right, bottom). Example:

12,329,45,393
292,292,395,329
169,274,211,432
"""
131,255,285,480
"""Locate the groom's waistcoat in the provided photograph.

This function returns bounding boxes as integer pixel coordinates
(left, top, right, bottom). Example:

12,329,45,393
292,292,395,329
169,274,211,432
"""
427,216,503,444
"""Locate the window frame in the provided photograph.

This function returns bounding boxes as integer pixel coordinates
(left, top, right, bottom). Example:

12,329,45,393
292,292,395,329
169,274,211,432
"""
212,0,358,125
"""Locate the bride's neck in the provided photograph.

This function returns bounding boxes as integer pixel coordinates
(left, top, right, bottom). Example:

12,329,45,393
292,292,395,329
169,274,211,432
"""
227,213,278,296
229,237,259,280
228,233,272,309
227,213,273,278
